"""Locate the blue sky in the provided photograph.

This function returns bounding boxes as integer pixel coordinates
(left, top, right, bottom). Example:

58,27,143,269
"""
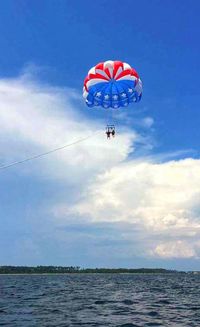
0,0,200,270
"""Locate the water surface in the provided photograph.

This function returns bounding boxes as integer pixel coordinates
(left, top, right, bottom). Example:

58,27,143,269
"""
0,273,200,326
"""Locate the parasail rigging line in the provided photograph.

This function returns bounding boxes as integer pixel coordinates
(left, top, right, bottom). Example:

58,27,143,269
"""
0,130,102,171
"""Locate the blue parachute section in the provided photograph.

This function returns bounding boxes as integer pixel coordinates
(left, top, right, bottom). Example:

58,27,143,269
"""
86,79,142,109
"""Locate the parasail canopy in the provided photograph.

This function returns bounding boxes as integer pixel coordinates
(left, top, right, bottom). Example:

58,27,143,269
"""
83,60,142,109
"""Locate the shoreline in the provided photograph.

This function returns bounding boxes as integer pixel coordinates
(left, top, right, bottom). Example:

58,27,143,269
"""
0,272,187,275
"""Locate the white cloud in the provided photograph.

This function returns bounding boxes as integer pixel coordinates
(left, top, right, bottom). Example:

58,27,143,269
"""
152,241,197,259
142,116,154,128
0,75,138,182
69,159,200,224
66,158,200,258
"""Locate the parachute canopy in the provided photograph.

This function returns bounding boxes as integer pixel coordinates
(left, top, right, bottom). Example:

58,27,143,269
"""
83,60,142,109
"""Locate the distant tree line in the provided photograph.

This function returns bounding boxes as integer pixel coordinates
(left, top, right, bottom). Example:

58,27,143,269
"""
0,266,180,274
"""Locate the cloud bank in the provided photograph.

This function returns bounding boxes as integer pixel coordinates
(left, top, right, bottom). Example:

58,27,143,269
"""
0,71,200,266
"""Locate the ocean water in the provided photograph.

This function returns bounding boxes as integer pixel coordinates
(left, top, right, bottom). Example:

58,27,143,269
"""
0,273,200,326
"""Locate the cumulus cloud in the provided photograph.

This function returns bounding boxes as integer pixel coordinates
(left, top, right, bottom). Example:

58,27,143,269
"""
69,159,200,223
152,241,197,259
66,158,200,258
0,74,138,182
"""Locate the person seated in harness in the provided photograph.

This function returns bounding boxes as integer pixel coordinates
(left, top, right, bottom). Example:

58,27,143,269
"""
111,128,115,137
106,125,115,139
106,129,111,139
